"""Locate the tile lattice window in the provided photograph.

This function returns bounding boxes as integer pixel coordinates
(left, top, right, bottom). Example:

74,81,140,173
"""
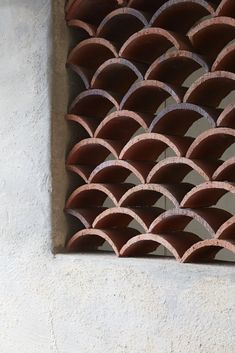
65,0,235,263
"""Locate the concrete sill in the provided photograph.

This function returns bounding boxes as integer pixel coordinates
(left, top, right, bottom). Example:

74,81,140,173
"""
55,251,235,274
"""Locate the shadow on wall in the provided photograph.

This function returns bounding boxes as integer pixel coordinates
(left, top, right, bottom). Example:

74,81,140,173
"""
51,0,70,252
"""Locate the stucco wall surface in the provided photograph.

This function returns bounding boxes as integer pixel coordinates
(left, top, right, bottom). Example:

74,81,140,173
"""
0,1,235,352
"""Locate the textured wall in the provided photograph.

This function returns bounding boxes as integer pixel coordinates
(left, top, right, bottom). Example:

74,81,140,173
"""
0,1,234,352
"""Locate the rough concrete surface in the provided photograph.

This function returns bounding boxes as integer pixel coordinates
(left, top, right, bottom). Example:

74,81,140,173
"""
0,1,234,352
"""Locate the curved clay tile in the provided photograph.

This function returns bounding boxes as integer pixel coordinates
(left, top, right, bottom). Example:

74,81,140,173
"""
181,239,235,262
188,16,235,62
119,183,193,207
65,0,119,24
66,138,122,165
88,160,154,183
91,58,143,95
150,0,215,34
67,229,105,252
217,103,235,128
215,215,235,239
65,207,107,228
149,103,218,135
120,233,159,256
93,207,163,232
67,19,96,37
120,80,183,114
212,43,235,73
65,114,97,137
67,38,118,83
186,127,235,159
94,110,150,140
216,0,235,17
145,50,209,86
127,0,167,13
181,181,235,208
213,157,235,181
120,232,200,259
147,157,219,183
66,164,92,182
67,228,139,256
119,28,191,64
120,133,193,161
69,89,119,116
97,8,148,45
149,207,231,235
65,183,133,208
66,63,90,89
184,71,235,108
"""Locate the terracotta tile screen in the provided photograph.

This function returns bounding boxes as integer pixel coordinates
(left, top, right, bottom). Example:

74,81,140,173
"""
65,0,235,263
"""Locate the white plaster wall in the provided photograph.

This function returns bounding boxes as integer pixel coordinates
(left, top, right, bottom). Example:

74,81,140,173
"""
0,1,235,352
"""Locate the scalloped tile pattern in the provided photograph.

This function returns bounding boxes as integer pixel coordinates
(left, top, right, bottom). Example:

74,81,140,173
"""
65,0,235,263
